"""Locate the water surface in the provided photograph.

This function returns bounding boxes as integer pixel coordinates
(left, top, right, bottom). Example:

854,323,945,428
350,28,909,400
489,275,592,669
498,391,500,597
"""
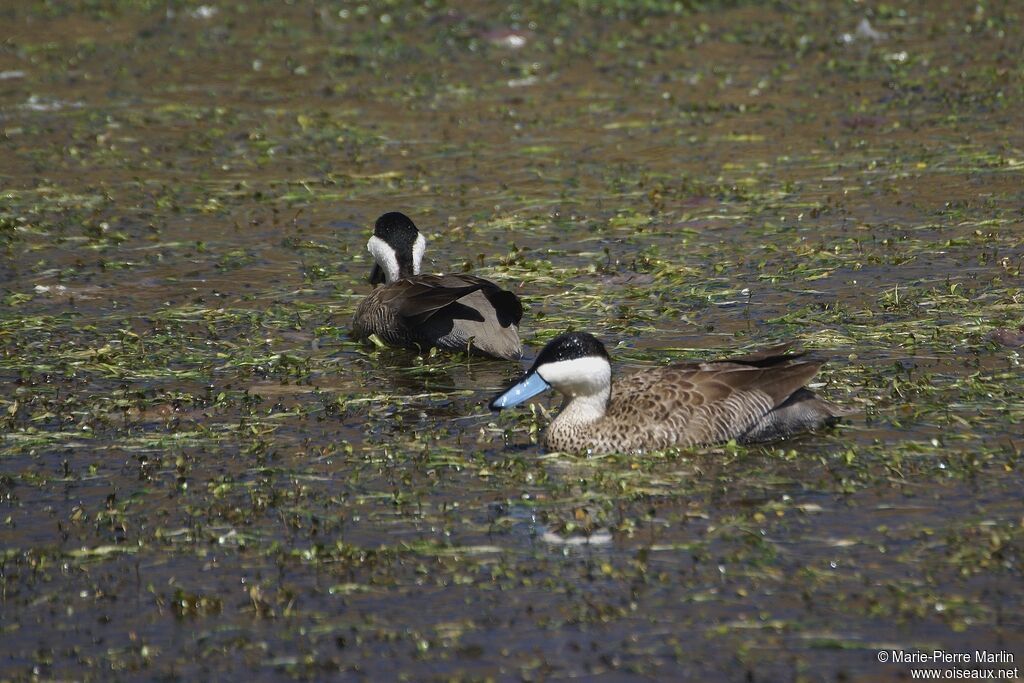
1,1,1022,680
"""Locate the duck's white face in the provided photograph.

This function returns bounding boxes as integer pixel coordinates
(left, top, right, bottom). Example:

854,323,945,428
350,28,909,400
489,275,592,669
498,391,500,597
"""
536,356,612,399
367,232,425,283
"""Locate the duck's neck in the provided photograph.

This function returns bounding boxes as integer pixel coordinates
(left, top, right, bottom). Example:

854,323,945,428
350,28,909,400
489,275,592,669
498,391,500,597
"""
553,387,610,428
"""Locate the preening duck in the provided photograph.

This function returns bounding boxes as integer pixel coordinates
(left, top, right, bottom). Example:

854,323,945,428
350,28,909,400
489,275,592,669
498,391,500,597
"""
490,332,846,454
351,212,524,360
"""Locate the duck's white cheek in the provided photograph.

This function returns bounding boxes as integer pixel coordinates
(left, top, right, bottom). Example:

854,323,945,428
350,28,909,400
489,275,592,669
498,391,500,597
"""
412,234,426,274
537,357,611,392
367,236,400,281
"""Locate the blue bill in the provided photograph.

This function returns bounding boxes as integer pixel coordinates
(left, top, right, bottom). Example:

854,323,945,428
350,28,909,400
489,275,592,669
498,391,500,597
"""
489,372,551,410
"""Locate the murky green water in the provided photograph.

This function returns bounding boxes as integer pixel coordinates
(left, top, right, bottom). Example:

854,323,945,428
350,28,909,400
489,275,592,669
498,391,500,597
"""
1,1,1022,680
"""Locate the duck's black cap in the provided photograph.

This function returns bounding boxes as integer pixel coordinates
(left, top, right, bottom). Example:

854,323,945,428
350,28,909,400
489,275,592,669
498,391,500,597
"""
530,332,609,372
373,212,420,249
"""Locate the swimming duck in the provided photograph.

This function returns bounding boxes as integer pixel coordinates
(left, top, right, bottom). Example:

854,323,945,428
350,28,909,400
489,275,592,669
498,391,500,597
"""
490,332,846,454
351,212,524,360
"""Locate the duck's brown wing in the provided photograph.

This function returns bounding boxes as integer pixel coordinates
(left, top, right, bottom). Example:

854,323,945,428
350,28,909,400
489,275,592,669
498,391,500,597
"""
609,352,824,447
614,345,815,406
433,274,523,328
374,275,487,327
683,358,822,410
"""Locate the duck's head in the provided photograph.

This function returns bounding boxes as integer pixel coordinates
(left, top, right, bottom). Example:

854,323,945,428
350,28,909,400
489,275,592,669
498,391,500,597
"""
490,332,612,410
367,211,426,285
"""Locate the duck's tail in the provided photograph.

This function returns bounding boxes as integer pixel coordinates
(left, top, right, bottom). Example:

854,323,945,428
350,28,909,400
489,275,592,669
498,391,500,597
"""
741,388,853,443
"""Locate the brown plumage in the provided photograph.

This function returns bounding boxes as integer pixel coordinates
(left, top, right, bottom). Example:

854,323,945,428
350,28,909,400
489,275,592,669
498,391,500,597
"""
491,333,848,455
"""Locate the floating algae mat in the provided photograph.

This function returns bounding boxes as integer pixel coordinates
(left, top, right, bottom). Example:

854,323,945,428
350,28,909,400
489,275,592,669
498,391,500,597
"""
1,1,1022,680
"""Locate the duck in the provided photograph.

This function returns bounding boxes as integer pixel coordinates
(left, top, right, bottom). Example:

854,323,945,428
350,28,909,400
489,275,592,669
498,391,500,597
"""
351,212,524,360
489,332,847,454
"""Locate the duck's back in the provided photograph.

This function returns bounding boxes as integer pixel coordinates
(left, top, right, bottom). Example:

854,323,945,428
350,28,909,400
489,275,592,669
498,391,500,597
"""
352,274,523,359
